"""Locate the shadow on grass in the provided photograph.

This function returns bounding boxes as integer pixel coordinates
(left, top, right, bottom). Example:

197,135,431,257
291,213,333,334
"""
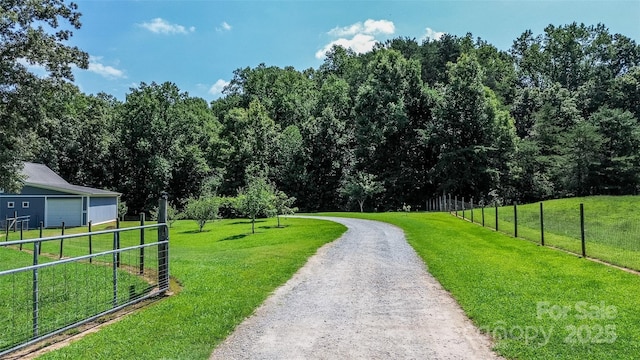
229,220,266,225
219,234,249,241
179,229,212,234
258,225,288,230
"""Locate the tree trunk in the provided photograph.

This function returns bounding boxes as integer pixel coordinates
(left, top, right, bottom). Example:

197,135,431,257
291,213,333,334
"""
358,200,364,212
251,217,255,234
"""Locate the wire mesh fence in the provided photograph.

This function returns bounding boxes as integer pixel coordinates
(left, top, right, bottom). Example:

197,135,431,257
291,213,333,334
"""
427,195,640,273
0,221,169,357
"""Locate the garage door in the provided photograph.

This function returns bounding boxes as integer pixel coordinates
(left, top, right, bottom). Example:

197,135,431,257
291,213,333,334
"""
46,198,82,227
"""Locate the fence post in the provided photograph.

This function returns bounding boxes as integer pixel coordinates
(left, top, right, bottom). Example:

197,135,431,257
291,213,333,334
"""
540,202,545,246
514,202,518,238
115,218,121,268
495,204,499,231
112,228,118,307
482,205,485,227
4,216,8,241
462,197,465,219
112,218,121,306
59,222,65,259
470,198,474,223
13,210,17,232
32,239,39,337
139,213,145,275
88,221,93,263
454,196,458,216
19,220,24,250
158,192,170,294
38,222,43,254
580,203,586,257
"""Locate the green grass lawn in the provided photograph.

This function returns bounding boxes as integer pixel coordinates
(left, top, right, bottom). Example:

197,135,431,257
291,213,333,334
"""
1,221,166,355
30,217,345,359
465,196,640,271
321,211,640,359
0,249,150,353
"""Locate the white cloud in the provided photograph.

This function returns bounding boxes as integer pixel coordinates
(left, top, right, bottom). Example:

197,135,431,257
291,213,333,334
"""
316,34,378,59
328,23,362,37
363,19,395,35
88,57,125,79
139,18,195,35
318,19,395,59
216,21,232,32
209,79,229,95
328,19,395,37
422,27,445,41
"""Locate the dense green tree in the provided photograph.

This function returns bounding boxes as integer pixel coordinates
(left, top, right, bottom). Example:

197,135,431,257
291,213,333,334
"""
608,67,640,118
419,33,462,86
562,121,603,195
225,64,318,127
6,19,639,212
317,45,365,95
431,54,504,198
271,125,307,204
218,100,279,194
354,48,432,208
31,85,118,189
511,87,542,138
117,82,217,213
298,73,355,210
473,39,518,104
0,0,89,192
529,84,584,196
511,23,640,93
589,107,640,193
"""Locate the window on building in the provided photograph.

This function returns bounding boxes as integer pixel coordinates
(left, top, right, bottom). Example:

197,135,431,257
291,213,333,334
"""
7,201,15,209
22,201,29,209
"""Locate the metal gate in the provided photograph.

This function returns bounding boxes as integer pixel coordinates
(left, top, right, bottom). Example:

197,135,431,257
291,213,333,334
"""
0,205,169,357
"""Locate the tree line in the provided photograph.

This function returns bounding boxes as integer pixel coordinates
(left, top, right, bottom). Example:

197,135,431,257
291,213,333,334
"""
1,3,639,213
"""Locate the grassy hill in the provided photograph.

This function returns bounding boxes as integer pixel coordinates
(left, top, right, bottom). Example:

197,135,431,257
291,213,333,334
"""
467,195,640,271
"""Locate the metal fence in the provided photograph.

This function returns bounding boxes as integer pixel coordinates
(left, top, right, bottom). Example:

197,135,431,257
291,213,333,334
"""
0,210,169,357
428,194,640,272
3,213,30,235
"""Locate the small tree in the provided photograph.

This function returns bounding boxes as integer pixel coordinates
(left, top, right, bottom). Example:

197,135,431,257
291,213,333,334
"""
340,171,384,212
118,200,128,221
235,176,276,234
273,190,298,227
150,203,182,228
183,196,220,232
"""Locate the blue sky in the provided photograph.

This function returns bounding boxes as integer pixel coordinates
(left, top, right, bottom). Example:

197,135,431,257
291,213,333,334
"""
68,0,640,102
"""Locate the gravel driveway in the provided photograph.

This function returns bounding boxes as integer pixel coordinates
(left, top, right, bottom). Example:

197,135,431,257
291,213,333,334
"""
210,216,502,359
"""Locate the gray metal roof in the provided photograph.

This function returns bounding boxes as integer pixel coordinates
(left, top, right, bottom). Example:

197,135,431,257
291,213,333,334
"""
22,162,120,196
